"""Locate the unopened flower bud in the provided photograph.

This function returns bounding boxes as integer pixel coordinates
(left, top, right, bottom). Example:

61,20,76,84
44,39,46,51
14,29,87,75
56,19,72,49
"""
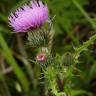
36,53,46,62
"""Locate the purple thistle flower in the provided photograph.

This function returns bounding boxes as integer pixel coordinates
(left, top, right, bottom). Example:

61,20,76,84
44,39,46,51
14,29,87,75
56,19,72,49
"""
8,0,49,33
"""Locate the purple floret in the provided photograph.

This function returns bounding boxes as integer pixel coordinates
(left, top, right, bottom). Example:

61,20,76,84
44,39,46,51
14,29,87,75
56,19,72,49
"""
8,0,49,32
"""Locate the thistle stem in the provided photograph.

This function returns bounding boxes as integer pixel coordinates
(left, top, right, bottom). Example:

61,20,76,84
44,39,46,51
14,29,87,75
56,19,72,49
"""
74,34,96,62
48,21,55,55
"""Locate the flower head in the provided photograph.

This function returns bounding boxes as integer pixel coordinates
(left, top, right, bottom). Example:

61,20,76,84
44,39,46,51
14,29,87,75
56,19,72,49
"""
36,53,46,62
8,0,49,32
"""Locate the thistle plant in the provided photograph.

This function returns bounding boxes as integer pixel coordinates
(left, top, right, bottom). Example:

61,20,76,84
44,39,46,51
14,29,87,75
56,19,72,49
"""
2,0,96,96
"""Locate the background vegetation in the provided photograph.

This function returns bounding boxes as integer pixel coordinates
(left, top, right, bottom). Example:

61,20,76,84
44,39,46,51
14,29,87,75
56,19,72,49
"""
0,0,96,96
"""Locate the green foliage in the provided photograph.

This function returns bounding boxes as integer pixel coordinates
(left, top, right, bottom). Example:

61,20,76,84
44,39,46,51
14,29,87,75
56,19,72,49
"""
0,0,96,96
45,0,89,34
0,33,30,94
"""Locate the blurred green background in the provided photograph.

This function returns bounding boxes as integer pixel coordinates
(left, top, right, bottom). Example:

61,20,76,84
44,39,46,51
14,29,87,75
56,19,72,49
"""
0,0,96,96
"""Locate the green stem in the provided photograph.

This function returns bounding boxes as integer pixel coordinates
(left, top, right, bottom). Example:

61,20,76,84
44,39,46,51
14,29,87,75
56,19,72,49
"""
48,27,55,54
45,67,66,96
0,32,29,94
74,34,96,61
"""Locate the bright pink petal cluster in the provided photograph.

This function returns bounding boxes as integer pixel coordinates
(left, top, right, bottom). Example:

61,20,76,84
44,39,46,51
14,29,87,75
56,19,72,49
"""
8,0,49,32
36,53,46,62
